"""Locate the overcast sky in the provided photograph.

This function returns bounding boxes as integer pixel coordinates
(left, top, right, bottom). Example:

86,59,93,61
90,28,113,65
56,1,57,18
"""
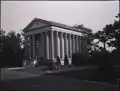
1,1,119,33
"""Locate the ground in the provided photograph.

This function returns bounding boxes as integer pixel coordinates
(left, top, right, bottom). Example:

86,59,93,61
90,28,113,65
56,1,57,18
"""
0,66,118,91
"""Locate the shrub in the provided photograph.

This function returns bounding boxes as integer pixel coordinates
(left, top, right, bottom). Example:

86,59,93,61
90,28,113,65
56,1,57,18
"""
0,49,23,68
71,52,90,66
37,57,53,67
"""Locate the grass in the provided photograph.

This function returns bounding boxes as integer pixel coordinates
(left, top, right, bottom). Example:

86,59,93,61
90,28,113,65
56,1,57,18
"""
48,67,118,85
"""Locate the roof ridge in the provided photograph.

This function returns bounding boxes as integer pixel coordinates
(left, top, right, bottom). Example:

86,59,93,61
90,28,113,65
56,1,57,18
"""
23,18,92,34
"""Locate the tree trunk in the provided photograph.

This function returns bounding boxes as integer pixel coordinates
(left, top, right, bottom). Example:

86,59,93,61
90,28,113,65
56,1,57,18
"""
103,41,106,51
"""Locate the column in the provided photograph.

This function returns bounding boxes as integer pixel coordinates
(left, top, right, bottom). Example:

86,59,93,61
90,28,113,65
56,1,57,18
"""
81,36,83,53
55,31,59,58
60,32,64,59
84,36,88,54
43,33,45,57
29,36,32,58
41,33,43,57
75,35,77,53
78,36,81,53
71,35,73,54
64,33,66,56
73,35,75,53
38,34,41,59
76,35,79,52
64,33,68,56
68,34,71,58
50,31,54,60
45,32,49,59
32,35,36,58
24,36,28,59
69,34,72,58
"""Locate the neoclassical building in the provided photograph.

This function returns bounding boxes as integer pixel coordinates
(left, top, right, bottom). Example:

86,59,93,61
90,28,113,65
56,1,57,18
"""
23,18,91,61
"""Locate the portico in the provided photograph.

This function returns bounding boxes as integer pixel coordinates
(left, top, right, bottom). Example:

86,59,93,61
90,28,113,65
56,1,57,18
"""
23,18,91,61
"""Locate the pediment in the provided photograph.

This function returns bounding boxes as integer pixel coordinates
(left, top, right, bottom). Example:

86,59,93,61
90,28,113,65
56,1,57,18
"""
29,21,47,30
23,18,51,32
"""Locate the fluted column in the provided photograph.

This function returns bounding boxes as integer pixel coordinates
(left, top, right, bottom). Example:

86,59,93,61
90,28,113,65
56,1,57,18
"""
38,34,42,59
45,32,49,59
84,36,88,54
32,35,36,58
78,36,81,53
68,34,71,58
75,35,77,53
54,31,58,58
25,36,28,59
60,32,64,59
71,35,74,53
43,33,45,57
38,34,40,59
64,33,66,56
81,36,84,53
29,36,32,58
50,31,54,60
65,33,68,56
76,35,79,52
41,33,43,57
69,34,72,57
73,35,76,53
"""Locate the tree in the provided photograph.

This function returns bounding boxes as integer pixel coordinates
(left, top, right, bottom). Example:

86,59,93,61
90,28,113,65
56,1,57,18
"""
0,29,6,82
93,13,120,52
94,30,107,52
4,31,24,66
107,13,120,50
0,30,24,82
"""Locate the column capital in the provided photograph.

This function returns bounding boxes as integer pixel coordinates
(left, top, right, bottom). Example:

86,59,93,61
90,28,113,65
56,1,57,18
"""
50,30,54,33
71,34,74,38
45,31,49,35
75,35,77,38
60,32,63,36
63,32,65,35
67,33,70,37
54,31,58,35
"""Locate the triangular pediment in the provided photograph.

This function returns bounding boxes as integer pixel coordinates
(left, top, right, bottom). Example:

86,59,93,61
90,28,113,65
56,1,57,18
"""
29,21,47,29
23,18,51,32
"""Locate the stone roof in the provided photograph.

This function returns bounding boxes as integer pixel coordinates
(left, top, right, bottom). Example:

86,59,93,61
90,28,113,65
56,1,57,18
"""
23,18,92,34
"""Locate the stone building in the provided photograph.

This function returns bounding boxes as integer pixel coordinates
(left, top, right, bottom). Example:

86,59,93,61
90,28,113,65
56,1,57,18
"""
23,18,92,61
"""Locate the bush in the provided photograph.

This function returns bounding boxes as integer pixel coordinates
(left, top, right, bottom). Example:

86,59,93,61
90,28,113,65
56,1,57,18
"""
0,49,24,68
90,51,114,68
71,52,90,66
90,51,117,83
37,57,53,67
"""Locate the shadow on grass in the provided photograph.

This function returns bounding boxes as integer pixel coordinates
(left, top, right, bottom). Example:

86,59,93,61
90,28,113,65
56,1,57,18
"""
47,67,118,85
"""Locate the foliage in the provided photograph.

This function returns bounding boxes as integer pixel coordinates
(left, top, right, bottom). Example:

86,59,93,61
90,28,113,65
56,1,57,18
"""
92,13,120,52
0,30,24,67
72,13,120,72
71,52,91,66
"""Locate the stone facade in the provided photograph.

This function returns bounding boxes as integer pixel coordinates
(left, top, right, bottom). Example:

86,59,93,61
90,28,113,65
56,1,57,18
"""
23,18,91,61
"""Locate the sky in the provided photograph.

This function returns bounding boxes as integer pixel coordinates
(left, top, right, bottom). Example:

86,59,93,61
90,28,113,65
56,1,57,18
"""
1,1,119,33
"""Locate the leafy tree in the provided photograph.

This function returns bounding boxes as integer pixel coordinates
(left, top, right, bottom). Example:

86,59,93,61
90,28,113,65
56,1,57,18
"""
0,29,24,81
5,31,24,66
107,14,120,50
93,13,120,52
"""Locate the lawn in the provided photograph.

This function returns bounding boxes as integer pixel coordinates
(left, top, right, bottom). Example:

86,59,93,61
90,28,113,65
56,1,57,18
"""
47,67,118,85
